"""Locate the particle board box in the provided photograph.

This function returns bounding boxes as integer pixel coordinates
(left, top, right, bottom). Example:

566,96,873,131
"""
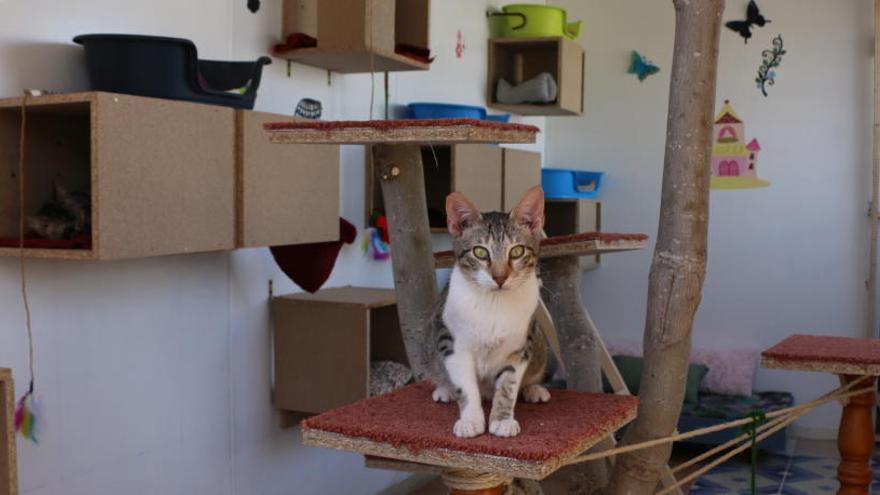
1,368,15,495
544,199,602,270
272,287,407,414
487,37,585,116
0,92,235,260
278,0,430,73
502,148,542,210
236,111,339,247
366,145,541,231
366,144,503,231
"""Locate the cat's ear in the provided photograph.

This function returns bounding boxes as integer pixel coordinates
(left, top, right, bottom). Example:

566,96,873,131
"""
510,186,545,234
446,192,482,237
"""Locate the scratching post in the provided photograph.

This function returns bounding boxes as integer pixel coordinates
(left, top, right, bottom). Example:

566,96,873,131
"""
441,470,509,494
540,253,607,493
539,255,608,491
540,256,602,393
371,144,437,377
607,1,724,493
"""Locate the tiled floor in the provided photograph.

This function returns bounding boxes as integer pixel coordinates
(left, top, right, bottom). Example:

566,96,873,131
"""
688,438,878,495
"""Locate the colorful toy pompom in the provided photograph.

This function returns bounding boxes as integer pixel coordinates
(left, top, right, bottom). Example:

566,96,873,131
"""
15,380,38,443
363,212,391,261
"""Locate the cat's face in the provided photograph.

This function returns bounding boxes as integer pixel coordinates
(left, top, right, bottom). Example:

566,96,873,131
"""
446,186,544,291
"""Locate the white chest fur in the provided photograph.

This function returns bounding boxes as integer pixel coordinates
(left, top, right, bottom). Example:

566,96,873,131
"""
442,267,539,379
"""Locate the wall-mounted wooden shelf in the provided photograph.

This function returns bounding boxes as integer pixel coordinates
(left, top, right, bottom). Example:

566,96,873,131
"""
276,0,431,74
0,92,235,260
272,287,407,415
236,111,339,248
365,145,540,231
487,37,585,116
0,92,340,260
545,199,602,270
0,368,15,495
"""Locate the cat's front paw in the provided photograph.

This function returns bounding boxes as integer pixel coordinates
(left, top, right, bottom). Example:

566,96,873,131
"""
432,386,455,403
453,417,485,438
489,418,521,437
522,384,551,403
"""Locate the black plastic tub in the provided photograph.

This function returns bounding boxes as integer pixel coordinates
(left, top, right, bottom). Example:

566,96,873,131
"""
73,34,271,109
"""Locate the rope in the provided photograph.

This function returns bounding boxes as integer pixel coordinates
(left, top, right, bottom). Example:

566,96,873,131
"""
18,93,35,388
669,379,862,476
564,375,875,466
441,469,512,491
552,376,876,494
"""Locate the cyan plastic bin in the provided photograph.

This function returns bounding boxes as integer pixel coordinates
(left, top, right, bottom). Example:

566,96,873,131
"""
542,168,604,199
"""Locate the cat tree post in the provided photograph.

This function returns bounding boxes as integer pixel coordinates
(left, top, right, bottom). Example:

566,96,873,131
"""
540,255,608,491
371,143,438,376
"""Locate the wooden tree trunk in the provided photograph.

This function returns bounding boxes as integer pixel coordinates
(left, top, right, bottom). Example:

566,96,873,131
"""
606,1,724,493
541,256,608,492
372,144,438,377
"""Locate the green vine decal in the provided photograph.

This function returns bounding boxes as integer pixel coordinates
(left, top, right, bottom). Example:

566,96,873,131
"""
756,34,785,97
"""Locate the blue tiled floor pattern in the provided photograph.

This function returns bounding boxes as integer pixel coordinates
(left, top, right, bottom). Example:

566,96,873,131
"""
687,451,880,494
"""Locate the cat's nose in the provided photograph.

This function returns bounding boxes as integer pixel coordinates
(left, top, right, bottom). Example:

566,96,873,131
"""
493,275,508,288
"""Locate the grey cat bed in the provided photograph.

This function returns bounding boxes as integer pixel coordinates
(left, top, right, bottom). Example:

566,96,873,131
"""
369,361,413,397
496,72,558,104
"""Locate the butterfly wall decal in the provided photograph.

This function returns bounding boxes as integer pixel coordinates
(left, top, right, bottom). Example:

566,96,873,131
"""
628,51,660,82
726,0,770,43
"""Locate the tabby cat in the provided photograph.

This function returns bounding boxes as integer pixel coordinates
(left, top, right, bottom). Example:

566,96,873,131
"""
423,186,549,438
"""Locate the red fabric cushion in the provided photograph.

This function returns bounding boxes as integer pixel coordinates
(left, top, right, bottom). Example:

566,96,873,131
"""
271,218,357,293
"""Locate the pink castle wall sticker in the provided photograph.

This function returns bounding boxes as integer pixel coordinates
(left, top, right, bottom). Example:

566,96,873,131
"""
711,100,770,189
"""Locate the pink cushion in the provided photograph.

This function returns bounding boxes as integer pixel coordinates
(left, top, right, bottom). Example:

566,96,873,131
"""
605,339,757,397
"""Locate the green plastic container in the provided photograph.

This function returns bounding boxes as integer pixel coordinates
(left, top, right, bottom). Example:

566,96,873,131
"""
492,4,582,40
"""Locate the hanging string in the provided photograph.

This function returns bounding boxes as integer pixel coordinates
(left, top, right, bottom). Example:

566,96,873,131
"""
384,71,389,120
368,0,376,119
15,92,38,443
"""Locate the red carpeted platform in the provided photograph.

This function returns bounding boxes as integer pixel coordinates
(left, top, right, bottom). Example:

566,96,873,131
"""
762,334,880,375
301,381,638,479
434,232,648,269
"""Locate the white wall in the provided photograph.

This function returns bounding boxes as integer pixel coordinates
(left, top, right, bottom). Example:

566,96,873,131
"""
0,1,543,493
547,0,874,434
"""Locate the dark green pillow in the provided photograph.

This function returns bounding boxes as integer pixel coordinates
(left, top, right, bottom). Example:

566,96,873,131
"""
610,355,709,404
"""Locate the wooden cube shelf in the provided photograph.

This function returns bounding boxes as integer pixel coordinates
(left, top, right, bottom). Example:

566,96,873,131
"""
236,111,339,248
272,287,408,415
0,93,341,260
487,37,585,116
366,145,540,231
502,148,542,211
544,199,602,270
276,0,431,73
0,92,236,260
0,368,15,495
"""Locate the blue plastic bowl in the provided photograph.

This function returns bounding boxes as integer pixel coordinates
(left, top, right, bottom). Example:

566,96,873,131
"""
542,168,605,199
407,102,510,122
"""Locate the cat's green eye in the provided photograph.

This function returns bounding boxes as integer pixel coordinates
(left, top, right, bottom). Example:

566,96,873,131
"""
509,245,526,259
472,246,490,260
